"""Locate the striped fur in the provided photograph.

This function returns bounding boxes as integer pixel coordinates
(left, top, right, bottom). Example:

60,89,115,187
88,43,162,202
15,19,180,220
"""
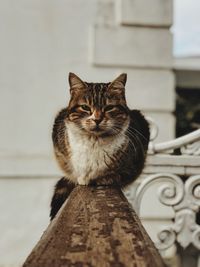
50,73,150,219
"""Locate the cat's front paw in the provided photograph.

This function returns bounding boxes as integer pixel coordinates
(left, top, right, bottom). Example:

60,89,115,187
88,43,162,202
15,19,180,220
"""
77,176,88,185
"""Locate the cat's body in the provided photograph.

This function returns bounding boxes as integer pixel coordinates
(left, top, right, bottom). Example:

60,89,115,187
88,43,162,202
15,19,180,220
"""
65,121,127,185
50,73,150,220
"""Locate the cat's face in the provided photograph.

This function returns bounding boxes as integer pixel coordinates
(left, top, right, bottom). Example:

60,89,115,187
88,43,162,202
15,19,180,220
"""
66,73,130,137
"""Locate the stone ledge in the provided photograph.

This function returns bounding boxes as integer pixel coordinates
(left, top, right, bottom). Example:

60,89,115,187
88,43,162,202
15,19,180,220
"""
91,25,173,68
23,186,165,267
116,0,172,27
144,154,200,175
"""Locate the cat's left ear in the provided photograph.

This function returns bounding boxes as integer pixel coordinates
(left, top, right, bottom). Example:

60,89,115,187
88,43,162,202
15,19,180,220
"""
109,73,127,92
68,72,86,94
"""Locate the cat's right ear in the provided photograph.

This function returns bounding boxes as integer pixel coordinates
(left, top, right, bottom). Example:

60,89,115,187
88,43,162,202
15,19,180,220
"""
68,72,86,94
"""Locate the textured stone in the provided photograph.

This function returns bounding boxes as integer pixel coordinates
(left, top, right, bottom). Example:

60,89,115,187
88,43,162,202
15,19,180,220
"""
116,0,172,26
23,186,165,267
91,25,173,68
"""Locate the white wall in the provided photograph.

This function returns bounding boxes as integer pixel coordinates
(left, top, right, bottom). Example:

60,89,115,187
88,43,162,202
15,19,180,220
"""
0,177,56,267
0,0,118,176
0,0,175,177
0,0,174,266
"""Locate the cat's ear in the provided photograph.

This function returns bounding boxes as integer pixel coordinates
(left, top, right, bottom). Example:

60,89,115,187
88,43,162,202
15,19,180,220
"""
109,73,127,92
68,72,86,93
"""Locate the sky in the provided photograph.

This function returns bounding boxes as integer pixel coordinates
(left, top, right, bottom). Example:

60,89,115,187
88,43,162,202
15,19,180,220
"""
173,0,200,56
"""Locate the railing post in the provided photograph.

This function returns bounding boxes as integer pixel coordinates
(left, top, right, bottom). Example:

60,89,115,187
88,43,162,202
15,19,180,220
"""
23,186,165,267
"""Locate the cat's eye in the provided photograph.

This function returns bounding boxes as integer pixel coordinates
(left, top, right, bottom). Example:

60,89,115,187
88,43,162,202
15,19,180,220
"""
104,105,116,112
80,105,91,112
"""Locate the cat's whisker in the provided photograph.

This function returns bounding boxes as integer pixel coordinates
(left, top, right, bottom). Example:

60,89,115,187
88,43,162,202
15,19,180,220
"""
128,125,148,141
122,126,145,157
125,128,145,157
111,127,137,156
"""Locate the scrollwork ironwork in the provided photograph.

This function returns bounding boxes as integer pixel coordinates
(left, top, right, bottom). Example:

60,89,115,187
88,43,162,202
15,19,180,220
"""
192,228,200,250
184,175,200,208
156,227,176,251
180,140,200,156
135,173,184,213
135,122,200,265
135,174,200,251
146,119,200,154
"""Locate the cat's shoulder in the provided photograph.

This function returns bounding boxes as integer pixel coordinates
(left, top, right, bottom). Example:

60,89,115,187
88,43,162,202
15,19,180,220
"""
129,109,150,140
54,108,68,124
129,109,147,121
52,108,68,143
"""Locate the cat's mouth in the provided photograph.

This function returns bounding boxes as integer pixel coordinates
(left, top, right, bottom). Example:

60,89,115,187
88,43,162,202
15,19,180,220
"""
82,123,117,137
90,125,103,132
88,125,110,136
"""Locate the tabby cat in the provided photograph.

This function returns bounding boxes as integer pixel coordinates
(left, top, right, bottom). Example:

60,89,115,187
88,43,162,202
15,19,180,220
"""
50,73,150,220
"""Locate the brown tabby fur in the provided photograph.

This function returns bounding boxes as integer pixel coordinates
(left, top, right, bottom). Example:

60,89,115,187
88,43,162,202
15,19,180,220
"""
50,73,150,220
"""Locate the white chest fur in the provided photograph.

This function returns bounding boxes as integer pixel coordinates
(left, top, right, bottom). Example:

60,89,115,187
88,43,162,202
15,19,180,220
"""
67,124,127,185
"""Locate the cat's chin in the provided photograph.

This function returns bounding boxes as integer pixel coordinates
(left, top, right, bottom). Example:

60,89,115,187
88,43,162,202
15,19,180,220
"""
84,128,105,137
86,128,117,138
71,123,119,138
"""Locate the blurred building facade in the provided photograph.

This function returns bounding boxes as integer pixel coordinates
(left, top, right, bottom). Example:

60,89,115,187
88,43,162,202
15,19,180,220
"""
0,1,199,267
0,0,174,178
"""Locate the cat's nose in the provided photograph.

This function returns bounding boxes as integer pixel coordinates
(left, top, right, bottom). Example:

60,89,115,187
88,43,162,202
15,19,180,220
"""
92,110,103,125
93,117,102,125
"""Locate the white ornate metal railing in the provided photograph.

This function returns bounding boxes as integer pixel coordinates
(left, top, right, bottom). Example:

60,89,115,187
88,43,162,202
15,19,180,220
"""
136,173,200,250
149,129,200,155
126,126,200,267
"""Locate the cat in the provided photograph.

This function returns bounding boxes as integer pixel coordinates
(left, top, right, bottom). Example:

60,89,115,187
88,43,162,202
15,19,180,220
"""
50,72,150,220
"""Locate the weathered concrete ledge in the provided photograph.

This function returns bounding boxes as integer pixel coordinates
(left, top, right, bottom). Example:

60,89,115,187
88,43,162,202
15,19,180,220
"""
23,186,165,267
91,25,173,69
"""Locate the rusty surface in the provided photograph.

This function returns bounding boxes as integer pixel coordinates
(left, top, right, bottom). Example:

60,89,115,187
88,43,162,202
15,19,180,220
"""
23,186,165,267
